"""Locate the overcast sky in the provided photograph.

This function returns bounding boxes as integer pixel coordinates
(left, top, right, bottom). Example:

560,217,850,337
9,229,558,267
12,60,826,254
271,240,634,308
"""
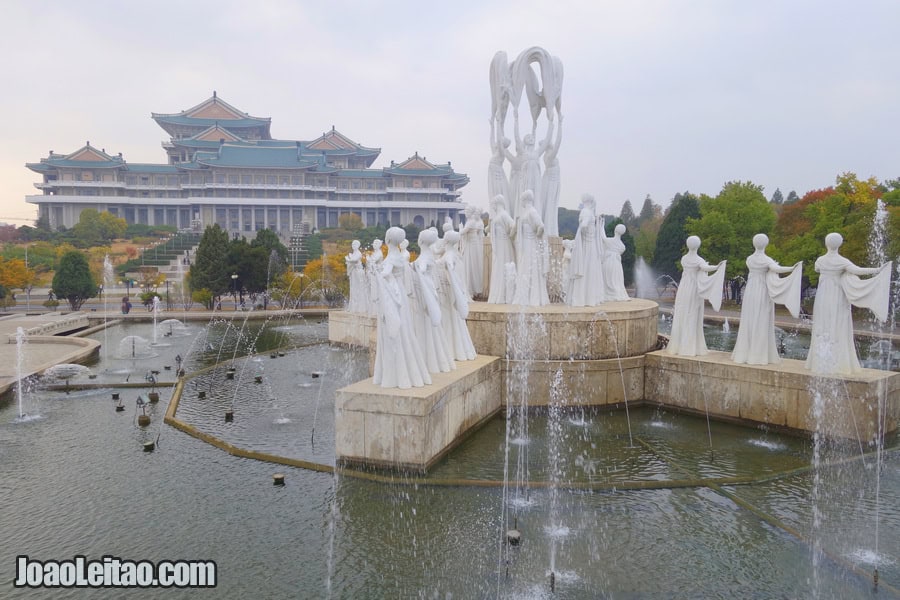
2,0,898,225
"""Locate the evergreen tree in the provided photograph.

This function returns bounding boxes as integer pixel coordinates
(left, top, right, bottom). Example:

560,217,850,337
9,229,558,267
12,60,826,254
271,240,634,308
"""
770,188,784,205
619,200,636,228
651,192,701,282
304,233,323,261
785,190,799,204
52,251,97,310
637,194,659,225
251,229,289,283
190,224,230,295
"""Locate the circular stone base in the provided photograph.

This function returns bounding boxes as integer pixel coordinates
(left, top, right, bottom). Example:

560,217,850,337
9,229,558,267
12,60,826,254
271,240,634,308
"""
466,299,659,361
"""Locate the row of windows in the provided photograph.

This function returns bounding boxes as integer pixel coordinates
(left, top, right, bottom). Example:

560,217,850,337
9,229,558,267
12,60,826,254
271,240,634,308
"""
59,172,442,189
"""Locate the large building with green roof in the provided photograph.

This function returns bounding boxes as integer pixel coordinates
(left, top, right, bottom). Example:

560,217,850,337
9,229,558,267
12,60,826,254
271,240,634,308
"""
26,93,469,235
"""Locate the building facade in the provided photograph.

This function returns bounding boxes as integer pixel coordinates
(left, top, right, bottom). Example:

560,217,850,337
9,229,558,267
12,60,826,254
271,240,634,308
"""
27,93,469,237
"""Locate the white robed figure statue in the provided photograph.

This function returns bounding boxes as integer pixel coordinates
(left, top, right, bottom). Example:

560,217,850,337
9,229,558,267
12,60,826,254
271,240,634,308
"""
806,232,892,375
487,194,516,304
600,222,631,302
437,230,477,361
460,205,485,299
365,239,383,316
372,227,431,389
566,194,604,306
667,236,727,357
731,234,802,365
411,228,455,374
345,240,368,313
513,190,550,306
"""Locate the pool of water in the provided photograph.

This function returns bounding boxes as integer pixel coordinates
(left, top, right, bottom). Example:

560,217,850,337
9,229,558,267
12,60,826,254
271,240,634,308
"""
0,317,897,597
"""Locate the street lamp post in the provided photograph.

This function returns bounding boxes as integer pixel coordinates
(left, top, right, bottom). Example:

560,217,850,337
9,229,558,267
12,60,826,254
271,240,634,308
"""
24,244,34,313
231,274,238,310
165,280,170,310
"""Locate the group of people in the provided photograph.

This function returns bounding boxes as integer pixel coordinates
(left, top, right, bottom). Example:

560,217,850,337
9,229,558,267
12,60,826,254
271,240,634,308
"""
667,232,892,375
346,226,477,389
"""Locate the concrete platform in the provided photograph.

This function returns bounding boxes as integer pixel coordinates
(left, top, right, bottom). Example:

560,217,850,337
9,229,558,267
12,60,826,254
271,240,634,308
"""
335,355,501,471
0,312,100,397
645,350,900,440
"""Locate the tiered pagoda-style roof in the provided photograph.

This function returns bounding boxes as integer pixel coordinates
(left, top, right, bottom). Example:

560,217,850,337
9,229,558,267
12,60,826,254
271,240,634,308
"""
385,153,469,184
152,92,272,140
27,143,125,173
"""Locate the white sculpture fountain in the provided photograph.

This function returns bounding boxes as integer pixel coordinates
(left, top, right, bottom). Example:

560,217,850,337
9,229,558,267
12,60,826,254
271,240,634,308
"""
372,227,431,389
731,233,802,365
666,235,727,357
565,193,604,307
805,232,892,375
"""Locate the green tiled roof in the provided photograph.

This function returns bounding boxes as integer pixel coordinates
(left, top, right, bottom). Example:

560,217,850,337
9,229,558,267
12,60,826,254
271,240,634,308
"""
36,159,124,169
154,115,270,128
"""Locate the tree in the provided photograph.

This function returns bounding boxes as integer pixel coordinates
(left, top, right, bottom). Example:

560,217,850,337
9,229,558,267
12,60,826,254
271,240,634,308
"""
302,253,349,307
686,181,775,279
0,258,33,293
52,251,97,310
72,209,126,246
619,200,636,229
304,233,323,262
190,224,230,295
250,229,289,284
770,173,883,284
651,192,700,282
227,238,270,294
770,188,784,205
557,207,580,238
637,195,660,226
337,213,364,231
785,190,799,204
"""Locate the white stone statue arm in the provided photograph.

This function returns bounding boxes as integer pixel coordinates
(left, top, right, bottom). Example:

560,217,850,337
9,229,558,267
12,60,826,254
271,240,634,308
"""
537,117,554,155
700,260,725,273
507,214,517,240
845,262,885,276
545,114,563,162
768,260,798,275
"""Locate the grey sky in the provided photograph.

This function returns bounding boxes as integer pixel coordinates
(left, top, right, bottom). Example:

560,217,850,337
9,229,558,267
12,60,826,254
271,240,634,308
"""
2,0,898,225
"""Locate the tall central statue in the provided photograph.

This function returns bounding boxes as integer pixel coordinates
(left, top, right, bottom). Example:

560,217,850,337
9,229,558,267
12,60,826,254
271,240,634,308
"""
490,47,564,237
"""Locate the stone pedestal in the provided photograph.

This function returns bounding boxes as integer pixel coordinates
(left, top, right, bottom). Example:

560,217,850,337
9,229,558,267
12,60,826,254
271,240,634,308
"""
335,355,501,471
645,350,900,440
505,355,644,407
328,311,375,349
466,300,659,360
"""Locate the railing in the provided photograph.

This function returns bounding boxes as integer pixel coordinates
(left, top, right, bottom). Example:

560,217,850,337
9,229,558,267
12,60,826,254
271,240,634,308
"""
386,187,460,195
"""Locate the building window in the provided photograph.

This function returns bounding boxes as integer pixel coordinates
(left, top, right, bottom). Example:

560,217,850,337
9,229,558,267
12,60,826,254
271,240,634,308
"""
242,175,252,184
229,175,239,185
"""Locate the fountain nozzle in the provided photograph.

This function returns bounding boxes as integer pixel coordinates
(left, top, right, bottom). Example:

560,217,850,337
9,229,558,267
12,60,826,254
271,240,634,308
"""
550,571,555,593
